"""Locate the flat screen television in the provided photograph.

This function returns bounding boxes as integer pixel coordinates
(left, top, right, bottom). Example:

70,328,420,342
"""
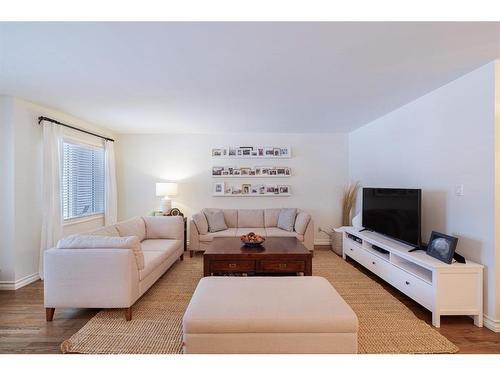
362,188,421,247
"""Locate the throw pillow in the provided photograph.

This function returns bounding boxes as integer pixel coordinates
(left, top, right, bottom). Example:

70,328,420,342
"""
277,208,297,232
294,211,311,235
192,212,209,235
203,209,228,233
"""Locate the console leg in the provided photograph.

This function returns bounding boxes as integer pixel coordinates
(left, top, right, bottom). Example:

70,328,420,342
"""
432,312,440,328
473,314,483,327
46,308,55,322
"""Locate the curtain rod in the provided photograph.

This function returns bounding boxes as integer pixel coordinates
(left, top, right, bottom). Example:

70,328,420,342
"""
38,116,115,142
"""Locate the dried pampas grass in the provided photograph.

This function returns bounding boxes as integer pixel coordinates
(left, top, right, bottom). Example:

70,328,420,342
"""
342,182,360,226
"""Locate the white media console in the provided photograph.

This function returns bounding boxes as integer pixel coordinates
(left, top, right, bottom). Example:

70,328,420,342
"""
338,226,484,328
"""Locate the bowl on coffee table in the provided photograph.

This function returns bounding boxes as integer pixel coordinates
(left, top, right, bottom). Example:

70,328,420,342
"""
240,232,265,248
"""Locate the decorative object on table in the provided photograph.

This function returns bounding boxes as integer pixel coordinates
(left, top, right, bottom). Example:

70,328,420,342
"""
167,207,184,217
426,231,458,264
156,182,178,213
240,232,266,247
331,182,360,255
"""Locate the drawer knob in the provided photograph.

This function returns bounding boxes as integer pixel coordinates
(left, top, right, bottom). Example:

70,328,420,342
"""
372,261,376,265
350,248,353,251
279,263,287,269
229,263,236,269
405,281,410,285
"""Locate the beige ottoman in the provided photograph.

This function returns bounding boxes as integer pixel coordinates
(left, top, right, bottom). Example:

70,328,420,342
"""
182,276,359,354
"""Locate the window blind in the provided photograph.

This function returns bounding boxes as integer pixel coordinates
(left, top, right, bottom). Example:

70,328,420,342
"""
62,141,105,220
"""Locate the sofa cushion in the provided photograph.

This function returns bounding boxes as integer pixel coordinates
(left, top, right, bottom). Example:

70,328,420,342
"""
139,251,170,281
238,209,264,228
277,208,297,232
116,217,146,241
236,228,267,237
141,239,183,253
266,227,304,242
264,208,281,228
204,209,228,233
199,228,237,242
143,216,183,239
222,209,238,228
57,234,144,270
89,226,120,237
192,212,209,235
294,212,312,235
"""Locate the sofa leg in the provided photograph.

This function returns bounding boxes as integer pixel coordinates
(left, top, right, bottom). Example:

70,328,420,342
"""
180,254,184,261
190,250,194,258
46,308,55,322
124,307,132,321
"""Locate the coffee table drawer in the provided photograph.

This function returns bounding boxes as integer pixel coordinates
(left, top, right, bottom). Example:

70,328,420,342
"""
258,260,305,273
210,260,255,273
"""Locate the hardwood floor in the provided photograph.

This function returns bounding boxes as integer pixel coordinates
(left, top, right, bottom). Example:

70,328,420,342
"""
1,248,499,354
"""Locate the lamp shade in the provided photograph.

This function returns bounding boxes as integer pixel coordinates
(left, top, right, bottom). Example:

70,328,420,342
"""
156,182,178,197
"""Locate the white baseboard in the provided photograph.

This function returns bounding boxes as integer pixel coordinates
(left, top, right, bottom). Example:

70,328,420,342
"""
483,314,500,332
0,273,40,290
314,239,331,246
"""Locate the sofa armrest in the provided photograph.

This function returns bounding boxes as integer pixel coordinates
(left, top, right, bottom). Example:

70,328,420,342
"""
44,247,140,309
189,219,200,251
303,219,314,251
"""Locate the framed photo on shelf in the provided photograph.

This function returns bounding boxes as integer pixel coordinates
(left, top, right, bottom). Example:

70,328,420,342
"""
213,182,225,195
278,185,290,194
426,231,458,264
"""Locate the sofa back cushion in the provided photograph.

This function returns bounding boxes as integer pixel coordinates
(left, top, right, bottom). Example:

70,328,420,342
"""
57,235,144,270
192,212,209,235
203,209,228,233
222,209,238,228
88,225,120,237
115,217,146,241
264,208,281,228
277,208,297,232
294,211,311,235
238,209,264,228
143,216,184,240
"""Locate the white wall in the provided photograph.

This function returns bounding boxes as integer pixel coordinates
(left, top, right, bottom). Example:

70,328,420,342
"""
349,62,499,329
0,96,114,289
115,133,349,244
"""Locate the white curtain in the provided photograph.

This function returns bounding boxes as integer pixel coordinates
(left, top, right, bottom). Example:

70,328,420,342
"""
104,140,118,225
39,122,63,279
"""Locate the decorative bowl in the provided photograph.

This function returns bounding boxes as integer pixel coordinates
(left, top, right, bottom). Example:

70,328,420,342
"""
240,232,265,247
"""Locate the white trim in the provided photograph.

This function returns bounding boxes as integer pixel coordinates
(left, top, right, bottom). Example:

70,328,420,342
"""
0,273,40,290
483,314,500,332
314,239,331,246
63,213,104,227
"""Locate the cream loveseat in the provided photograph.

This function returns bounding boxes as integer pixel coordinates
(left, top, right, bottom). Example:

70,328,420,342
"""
44,216,184,321
189,208,314,257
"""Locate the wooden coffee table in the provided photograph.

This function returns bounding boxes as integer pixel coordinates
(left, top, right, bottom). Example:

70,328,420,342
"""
203,237,312,277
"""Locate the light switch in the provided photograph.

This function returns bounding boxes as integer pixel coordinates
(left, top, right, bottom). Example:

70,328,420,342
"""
455,184,464,196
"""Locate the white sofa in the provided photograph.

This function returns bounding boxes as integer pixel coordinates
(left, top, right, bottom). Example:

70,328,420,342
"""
44,216,184,321
189,208,314,257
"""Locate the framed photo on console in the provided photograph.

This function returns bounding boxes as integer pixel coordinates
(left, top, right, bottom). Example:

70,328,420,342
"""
426,231,458,264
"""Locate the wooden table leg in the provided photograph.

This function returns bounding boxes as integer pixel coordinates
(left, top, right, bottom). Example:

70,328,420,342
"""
203,256,211,277
46,308,55,321
304,255,313,276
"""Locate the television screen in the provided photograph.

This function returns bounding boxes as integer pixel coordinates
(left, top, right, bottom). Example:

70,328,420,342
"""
362,188,421,247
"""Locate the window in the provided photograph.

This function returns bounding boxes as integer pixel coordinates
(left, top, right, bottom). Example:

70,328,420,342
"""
62,141,105,220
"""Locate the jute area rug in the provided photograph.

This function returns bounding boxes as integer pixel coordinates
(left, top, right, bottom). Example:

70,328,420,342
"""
61,250,458,354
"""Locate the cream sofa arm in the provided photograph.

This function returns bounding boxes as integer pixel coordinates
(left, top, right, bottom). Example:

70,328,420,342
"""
44,247,140,309
189,219,201,251
303,219,315,251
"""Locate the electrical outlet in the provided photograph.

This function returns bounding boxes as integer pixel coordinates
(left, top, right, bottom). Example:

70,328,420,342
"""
455,184,464,196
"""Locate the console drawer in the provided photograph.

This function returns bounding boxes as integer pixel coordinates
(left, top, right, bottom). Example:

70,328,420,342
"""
258,260,305,273
210,260,255,273
389,266,434,310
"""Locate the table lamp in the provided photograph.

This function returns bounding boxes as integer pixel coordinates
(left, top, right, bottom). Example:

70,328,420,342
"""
156,182,178,213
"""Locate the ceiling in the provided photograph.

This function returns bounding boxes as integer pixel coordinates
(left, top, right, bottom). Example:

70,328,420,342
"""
1,22,499,134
